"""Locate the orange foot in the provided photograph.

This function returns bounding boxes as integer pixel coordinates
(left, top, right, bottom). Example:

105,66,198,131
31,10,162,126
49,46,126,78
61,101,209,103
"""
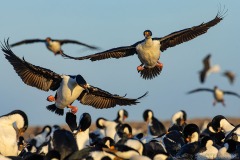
68,105,78,114
137,65,144,71
47,95,55,102
156,61,163,70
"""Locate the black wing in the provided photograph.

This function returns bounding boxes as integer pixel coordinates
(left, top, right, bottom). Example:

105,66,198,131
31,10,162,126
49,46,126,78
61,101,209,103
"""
57,39,99,50
77,85,148,109
223,71,235,84
1,39,62,91
156,10,226,52
62,45,137,61
65,112,77,132
199,54,211,83
223,91,240,98
10,39,45,47
187,88,214,94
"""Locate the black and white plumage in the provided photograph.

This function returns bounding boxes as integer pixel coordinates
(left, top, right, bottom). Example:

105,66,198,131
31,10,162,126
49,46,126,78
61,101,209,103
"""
62,10,225,80
10,37,99,56
0,110,28,156
195,136,218,159
211,115,240,142
216,139,239,159
114,109,128,123
66,112,91,150
199,54,220,83
171,110,187,127
29,125,52,148
1,40,148,116
187,86,240,107
143,109,166,137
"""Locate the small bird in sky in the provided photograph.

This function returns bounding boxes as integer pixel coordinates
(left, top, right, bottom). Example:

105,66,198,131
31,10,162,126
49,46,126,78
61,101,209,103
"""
199,54,221,83
223,70,236,85
10,37,99,56
187,86,240,107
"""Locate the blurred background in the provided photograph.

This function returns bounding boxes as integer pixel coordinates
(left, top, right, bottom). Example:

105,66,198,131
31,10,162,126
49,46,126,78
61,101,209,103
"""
0,0,240,126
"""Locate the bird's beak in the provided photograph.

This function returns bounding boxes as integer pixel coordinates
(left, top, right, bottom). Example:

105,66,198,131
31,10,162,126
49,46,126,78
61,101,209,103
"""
217,127,222,133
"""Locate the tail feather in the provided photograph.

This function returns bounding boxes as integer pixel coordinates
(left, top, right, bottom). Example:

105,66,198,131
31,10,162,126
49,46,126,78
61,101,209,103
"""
139,66,162,80
46,104,64,116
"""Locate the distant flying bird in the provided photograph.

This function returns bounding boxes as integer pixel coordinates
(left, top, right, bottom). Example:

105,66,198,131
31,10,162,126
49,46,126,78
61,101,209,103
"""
187,86,240,106
62,10,226,80
1,40,148,116
223,71,235,85
10,37,99,56
199,54,221,83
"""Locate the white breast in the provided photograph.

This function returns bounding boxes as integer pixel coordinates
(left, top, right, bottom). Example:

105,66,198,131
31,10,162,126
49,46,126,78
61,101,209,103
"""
75,128,90,150
214,89,224,101
47,41,61,53
56,75,84,109
136,40,160,68
0,123,18,156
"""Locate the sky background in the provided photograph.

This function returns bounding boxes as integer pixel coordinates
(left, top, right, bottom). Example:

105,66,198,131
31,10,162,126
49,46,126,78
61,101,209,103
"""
1,1,240,126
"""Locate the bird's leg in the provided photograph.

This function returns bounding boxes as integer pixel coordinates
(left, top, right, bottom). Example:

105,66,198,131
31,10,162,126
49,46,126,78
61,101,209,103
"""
213,100,216,106
67,105,78,114
156,61,163,70
222,100,226,107
137,63,144,72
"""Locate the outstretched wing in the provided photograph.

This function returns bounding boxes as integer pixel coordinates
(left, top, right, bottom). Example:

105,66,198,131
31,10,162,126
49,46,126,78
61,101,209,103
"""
223,91,240,98
77,85,148,109
57,39,99,50
203,54,211,70
156,9,226,52
1,39,62,91
62,45,137,61
10,39,45,47
187,88,214,94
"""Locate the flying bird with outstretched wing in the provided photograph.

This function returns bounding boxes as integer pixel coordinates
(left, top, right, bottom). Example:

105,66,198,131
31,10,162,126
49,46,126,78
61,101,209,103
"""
62,9,226,80
1,40,148,116
10,37,99,56
187,86,240,107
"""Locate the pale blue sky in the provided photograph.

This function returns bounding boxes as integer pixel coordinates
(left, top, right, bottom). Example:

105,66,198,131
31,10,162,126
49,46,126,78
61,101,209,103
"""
1,1,240,126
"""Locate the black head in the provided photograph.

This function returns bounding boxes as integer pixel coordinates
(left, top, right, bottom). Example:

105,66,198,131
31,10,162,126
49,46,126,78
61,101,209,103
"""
45,37,52,42
180,110,187,121
115,109,129,123
78,112,91,132
143,30,152,38
96,117,106,129
183,123,200,140
143,109,153,122
211,115,226,132
41,125,52,137
200,136,213,147
76,74,87,86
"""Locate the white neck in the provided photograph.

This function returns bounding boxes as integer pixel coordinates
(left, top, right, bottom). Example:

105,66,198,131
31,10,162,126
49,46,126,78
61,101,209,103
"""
75,128,89,150
220,119,235,133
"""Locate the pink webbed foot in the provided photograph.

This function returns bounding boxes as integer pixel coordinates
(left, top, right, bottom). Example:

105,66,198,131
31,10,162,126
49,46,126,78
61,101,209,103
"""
137,65,144,72
47,95,55,102
156,61,163,70
68,105,78,114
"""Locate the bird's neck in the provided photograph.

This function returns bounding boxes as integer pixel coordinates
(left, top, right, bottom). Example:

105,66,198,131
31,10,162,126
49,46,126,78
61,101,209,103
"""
144,37,153,46
221,119,235,133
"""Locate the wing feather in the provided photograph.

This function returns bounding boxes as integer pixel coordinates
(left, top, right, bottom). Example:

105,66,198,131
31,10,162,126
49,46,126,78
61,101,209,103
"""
157,10,226,52
1,39,62,91
58,39,99,50
62,46,137,61
78,86,148,109
187,88,214,94
10,39,45,47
